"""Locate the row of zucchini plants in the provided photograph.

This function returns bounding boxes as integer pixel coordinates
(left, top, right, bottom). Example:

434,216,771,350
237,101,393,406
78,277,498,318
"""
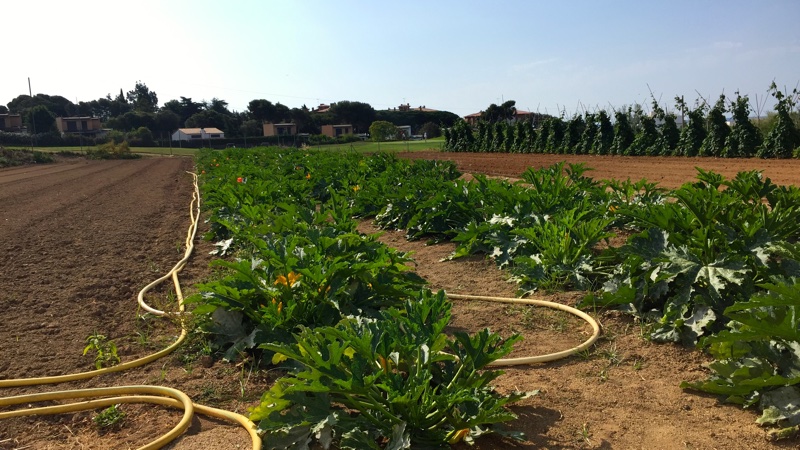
191,149,532,449
192,147,800,444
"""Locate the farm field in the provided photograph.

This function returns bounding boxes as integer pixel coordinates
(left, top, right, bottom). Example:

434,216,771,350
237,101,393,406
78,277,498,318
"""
396,151,800,189
2,146,199,157
0,154,798,449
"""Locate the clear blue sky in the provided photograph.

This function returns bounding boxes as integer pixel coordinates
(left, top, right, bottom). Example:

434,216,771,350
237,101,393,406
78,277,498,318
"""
4,0,799,117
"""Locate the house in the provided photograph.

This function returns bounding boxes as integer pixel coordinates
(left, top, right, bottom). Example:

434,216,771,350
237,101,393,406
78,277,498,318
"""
464,112,483,127
0,113,23,132
464,110,545,127
171,127,225,141
55,116,103,136
312,104,331,113
263,122,297,136
321,124,353,138
393,103,438,112
396,125,412,139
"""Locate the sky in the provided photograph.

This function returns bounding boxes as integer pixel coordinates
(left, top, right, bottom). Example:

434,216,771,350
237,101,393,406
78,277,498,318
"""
4,0,800,118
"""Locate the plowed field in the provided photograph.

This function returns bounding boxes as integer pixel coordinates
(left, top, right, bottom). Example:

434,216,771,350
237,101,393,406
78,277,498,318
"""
1,154,798,449
397,151,800,188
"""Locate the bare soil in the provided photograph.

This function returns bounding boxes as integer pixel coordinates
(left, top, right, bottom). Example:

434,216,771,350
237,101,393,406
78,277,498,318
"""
1,154,799,449
396,151,800,189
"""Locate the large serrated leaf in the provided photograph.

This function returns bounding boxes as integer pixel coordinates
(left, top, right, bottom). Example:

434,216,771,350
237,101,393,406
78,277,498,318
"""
385,422,411,450
262,425,313,450
210,308,259,361
683,306,716,344
694,259,748,300
758,386,800,427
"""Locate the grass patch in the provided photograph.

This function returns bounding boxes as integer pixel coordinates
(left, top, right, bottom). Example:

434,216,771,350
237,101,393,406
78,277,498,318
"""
310,137,443,153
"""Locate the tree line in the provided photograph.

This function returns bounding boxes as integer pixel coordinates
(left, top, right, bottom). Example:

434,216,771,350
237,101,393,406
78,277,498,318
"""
444,83,800,159
1,81,460,145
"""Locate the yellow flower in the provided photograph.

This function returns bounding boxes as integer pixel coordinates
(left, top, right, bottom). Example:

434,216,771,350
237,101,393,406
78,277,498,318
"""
272,352,288,364
352,185,361,192
274,271,301,287
277,302,283,314
447,429,470,444
609,205,618,212
377,355,390,373
305,173,311,180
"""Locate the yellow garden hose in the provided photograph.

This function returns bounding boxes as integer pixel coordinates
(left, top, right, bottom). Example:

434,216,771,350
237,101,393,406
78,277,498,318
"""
0,171,262,450
446,293,601,366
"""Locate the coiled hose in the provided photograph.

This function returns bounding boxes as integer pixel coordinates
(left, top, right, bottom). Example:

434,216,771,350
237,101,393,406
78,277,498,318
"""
446,293,601,365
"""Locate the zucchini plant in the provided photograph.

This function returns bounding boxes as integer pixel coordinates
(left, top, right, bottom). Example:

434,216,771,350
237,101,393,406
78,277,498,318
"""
252,290,534,449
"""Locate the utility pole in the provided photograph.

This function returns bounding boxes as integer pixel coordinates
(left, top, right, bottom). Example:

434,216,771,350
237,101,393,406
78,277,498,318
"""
28,78,36,150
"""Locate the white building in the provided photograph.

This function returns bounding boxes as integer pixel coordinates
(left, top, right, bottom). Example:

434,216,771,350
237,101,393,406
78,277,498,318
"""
171,127,225,141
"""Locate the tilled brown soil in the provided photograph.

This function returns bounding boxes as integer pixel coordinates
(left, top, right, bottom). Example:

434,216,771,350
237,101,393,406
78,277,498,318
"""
0,158,254,449
396,151,800,189
1,154,799,449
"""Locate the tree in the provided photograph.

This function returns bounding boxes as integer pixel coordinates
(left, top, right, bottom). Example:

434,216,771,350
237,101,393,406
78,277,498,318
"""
274,103,291,123
185,110,228,130
126,81,158,113
162,97,203,125
8,94,74,117
74,101,93,117
106,111,156,132
369,120,397,141
153,110,181,135
240,119,262,138
481,100,517,123
131,126,155,146
108,90,132,118
206,98,230,114
26,105,56,133
0,105,8,114
290,107,317,134
419,122,441,138
330,101,376,132
248,99,277,122
375,109,460,130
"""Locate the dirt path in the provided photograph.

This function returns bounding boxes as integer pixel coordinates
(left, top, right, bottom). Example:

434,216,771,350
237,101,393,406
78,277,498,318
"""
1,155,797,449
